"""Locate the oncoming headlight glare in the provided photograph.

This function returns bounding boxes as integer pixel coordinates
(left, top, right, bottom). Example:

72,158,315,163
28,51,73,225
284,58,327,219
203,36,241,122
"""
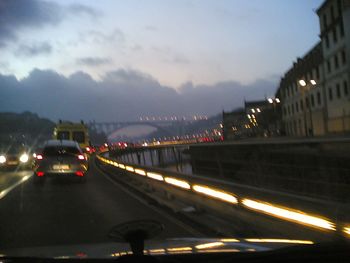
0,155,6,164
19,153,29,163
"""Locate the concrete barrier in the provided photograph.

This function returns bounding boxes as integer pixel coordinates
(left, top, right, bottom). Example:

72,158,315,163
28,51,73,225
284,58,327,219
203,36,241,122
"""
96,153,350,239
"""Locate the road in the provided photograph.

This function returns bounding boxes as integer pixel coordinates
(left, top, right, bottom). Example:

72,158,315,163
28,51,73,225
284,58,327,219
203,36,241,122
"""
0,159,196,250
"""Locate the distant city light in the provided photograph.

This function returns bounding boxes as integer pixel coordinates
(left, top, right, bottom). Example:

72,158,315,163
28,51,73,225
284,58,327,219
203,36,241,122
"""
275,98,280,103
268,98,273,103
310,79,317,85
251,109,255,113
256,108,261,112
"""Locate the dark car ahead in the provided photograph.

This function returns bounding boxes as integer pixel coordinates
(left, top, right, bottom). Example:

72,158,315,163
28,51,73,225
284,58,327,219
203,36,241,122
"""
33,140,88,183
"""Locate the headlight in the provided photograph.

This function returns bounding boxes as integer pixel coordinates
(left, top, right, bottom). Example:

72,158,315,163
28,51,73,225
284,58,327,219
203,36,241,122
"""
0,155,6,164
19,153,29,163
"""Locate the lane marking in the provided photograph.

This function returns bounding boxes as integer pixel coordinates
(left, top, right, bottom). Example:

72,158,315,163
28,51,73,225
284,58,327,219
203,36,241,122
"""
0,173,32,200
93,160,203,237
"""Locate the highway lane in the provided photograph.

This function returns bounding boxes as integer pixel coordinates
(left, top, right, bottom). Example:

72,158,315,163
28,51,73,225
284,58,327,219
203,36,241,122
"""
0,159,197,250
0,169,32,195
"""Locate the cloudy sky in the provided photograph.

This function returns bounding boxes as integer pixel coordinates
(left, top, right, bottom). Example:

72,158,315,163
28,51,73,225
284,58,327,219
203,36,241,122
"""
0,0,323,122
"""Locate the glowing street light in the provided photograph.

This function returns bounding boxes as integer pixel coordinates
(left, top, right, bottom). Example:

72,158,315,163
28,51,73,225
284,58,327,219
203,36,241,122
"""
298,79,317,137
298,80,307,87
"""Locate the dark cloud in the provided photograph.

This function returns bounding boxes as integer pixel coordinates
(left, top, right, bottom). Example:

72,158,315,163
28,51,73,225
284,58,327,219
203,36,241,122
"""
15,42,52,57
0,0,98,47
76,57,112,66
0,0,63,47
0,68,277,122
67,3,99,17
86,29,125,44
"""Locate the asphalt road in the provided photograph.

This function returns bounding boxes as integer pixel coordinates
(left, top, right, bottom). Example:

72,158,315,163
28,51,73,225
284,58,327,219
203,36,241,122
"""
0,169,31,194
0,159,195,250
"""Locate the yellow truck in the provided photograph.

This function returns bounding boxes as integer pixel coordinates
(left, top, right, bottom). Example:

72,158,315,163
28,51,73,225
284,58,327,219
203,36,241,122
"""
53,121,91,153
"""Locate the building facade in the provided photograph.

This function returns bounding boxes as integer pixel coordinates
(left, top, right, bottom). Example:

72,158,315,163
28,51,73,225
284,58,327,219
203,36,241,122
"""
317,0,350,133
222,109,249,140
278,0,350,136
223,99,282,140
278,43,326,136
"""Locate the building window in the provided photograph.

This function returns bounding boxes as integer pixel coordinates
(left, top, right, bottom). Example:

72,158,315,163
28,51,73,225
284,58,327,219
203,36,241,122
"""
325,34,330,49
340,21,344,37
317,92,321,105
327,60,331,73
331,5,335,21
283,107,287,116
291,104,295,114
333,28,337,43
316,66,320,79
311,94,315,107
335,54,339,69
323,13,327,28
287,86,290,97
329,87,333,101
344,81,348,96
342,50,346,65
300,100,304,111
337,0,342,16
288,105,291,115
305,97,310,108
295,102,299,113
336,84,341,98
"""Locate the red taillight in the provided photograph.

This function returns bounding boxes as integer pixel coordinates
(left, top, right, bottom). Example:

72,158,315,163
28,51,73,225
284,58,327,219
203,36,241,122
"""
76,171,84,176
36,154,43,160
78,154,85,160
37,171,44,177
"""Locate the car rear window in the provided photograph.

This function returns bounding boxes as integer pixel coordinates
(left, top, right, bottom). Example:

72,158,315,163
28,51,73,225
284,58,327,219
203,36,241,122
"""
43,146,81,156
72,131,85,143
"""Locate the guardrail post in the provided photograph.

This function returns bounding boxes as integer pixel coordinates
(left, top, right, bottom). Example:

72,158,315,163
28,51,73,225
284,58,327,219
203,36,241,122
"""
171,146,180,172
142,150,146,165
136,150,141,165
157,149,163,167
150,149,154,166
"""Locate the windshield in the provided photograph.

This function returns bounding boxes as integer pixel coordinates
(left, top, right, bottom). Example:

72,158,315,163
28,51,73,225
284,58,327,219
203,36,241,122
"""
43,146,81,156
0,0,349,259
72,131,85,143
57,131,70,140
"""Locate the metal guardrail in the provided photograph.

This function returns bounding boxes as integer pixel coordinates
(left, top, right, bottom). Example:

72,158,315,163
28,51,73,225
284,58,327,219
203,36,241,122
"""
96,154,350,238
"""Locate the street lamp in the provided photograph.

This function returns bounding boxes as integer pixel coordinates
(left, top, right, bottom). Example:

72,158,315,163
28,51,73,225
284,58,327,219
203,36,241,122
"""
268,98,280,104
298,79,316,136
266,98,281,136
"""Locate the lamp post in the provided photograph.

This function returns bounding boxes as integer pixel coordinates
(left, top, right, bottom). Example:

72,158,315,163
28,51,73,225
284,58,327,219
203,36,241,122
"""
267,98,281,136
298,79,316,136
